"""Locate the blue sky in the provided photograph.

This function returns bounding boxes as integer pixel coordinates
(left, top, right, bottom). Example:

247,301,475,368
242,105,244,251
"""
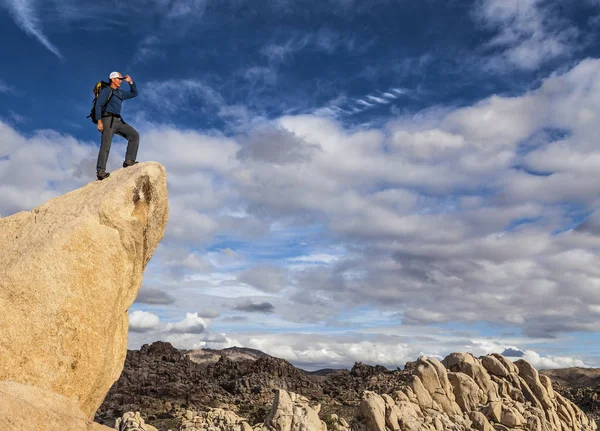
2,0,600,369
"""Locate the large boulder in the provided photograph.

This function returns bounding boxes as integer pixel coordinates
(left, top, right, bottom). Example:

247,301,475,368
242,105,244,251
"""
0,162,168,418
0,380,113,431
395,353,597,431
260,389,327,431
358,391,387,431
413,356,461,415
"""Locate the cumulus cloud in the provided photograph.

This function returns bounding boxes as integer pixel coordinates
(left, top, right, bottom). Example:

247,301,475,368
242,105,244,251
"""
237,127,320,165
3,57,600,368
520,350,587,369
129,311,161,333
166,312,209,334
0,121,96,217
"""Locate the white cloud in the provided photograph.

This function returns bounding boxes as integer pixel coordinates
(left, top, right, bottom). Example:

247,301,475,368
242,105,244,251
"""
4,57,600,368
129,311,161,333
0,122,95,216
261,36,311,64
166,312,209,334
474,0,580,70
520,350,587,370
366,95,389,104
133,35,165,65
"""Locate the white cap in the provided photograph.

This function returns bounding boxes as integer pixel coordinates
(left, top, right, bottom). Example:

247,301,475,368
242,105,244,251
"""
109,71,122,79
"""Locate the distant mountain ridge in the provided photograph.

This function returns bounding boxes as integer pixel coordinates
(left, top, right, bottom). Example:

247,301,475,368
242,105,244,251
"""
184,346,271,366
540,367,600,389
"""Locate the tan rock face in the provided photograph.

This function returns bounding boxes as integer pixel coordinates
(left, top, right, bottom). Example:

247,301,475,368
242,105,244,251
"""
261,389,326,431
448,371,485,412
353,353,597,431
481,355,509,378
0,380,113,431
0,162,168,419
359,391,387,431
413,356,461,415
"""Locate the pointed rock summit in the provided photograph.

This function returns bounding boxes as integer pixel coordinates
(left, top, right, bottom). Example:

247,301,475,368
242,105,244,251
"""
0,162,168,420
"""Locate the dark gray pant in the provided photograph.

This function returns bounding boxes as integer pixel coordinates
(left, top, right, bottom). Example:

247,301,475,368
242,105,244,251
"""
96,116,140,173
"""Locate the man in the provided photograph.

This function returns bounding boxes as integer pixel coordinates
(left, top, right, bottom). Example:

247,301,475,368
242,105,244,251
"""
95,71,140,180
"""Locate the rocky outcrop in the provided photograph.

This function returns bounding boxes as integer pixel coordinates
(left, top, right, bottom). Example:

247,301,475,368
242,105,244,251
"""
113,353,596,431
179,408,253,431
97,342,323,426
258,389,327,431
355,353,597,431
321,362,411,405
0,380,113,431
117,390,342,431
115,412,160,431
0,162,169,419
98,344,597,431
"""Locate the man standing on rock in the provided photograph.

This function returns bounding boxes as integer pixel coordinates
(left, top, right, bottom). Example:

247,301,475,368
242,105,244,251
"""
95,71,140,181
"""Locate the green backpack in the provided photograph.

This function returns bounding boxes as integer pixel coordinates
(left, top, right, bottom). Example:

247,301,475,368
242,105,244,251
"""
86,81,113,123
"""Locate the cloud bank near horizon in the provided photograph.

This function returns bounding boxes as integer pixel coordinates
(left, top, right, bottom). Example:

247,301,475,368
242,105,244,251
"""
2,56,600,368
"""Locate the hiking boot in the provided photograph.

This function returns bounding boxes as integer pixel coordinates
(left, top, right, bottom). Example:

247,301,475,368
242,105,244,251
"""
97,170,110,181
123,160,139,168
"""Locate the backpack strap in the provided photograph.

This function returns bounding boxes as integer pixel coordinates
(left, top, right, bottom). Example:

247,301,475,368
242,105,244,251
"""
100,88,114,116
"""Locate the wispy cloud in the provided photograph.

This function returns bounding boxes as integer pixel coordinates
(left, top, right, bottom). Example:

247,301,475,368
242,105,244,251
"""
314,86,412,118
0,80,13,94
2,0,212,59
261,36,312,64
367,95,389,104
474,0,581,70
133,36,165,65
141,78,255,129
3,0,62,58
142,79,224,113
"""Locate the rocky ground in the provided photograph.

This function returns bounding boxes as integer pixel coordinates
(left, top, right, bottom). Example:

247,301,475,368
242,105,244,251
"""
540,368,600,422
96,341,599,431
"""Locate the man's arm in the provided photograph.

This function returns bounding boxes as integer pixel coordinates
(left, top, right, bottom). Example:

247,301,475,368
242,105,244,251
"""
94,87,111,122
121,76,138,100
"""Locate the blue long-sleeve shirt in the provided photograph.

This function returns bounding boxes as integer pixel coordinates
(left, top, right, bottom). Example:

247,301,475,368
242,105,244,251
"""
94,82,138,121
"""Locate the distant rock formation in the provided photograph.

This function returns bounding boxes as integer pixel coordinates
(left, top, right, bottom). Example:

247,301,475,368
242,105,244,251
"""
540,367,600,422
185,346,271,366
354,353,596,431
97,341,323,426
0,162,169,424
115,352,597,431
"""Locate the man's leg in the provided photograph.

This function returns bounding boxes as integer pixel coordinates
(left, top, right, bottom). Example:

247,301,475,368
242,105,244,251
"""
96,117,115,176
115,120,140,165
